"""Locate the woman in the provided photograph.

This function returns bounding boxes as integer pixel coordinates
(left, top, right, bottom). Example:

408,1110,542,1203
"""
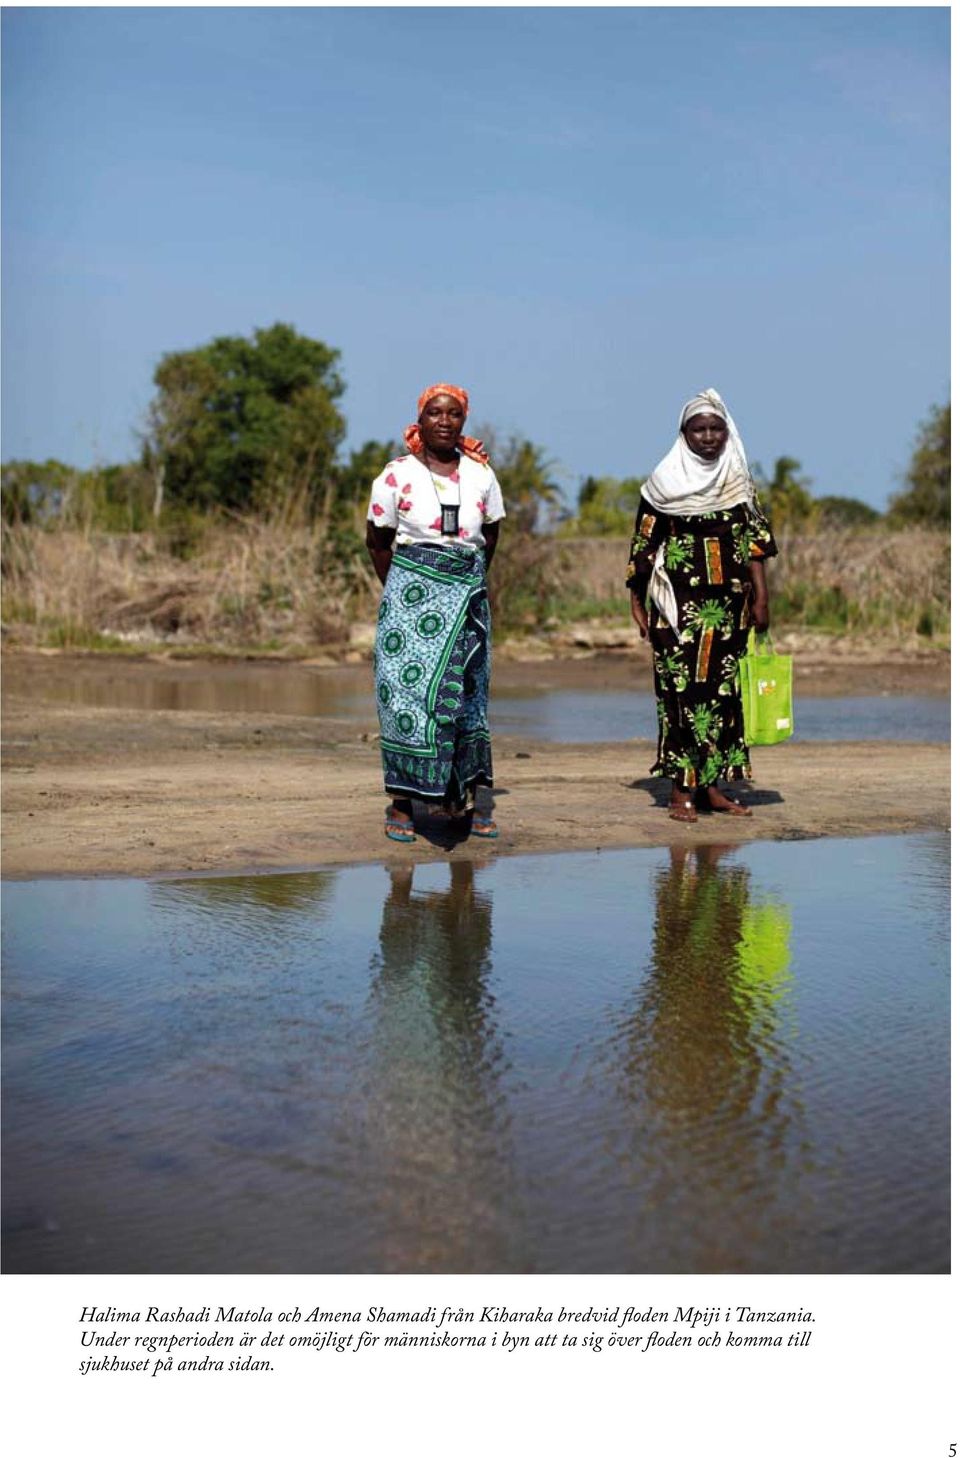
626,388,777,824
366,383,505,843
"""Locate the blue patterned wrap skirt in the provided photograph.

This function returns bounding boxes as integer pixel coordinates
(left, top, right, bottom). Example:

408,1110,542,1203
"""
374,541,493,808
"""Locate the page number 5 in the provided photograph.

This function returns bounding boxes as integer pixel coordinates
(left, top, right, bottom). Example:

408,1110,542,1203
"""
948,1445,956,1456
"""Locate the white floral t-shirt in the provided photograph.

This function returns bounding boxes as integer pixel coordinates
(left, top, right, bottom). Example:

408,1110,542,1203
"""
367,453,506,549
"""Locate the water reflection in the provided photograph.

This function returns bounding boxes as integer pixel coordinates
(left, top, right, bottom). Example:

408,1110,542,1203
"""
4,655,947,742
603,844,804,1268
154,869,337,918
2,660,373,720
1,834,948,1274
636,844,794,1096
361,862,527,1271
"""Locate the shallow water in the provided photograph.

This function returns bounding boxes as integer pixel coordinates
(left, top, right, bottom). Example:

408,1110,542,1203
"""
2,833,948,1274
5,659,948,742
492,688,949,743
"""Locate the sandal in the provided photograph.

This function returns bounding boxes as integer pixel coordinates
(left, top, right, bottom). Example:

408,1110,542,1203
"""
668,799,698,824
384,812,416,843
470,814,499,839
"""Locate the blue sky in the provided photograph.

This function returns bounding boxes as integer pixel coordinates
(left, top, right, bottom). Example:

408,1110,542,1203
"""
1,6,949,508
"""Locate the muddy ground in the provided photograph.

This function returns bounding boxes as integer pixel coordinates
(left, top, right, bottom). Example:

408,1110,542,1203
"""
1,648,949,877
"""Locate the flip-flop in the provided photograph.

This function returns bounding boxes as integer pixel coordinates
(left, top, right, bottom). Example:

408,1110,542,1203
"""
709,797,752,817
470,815,499,839
668,799,698,823
384,814,416,843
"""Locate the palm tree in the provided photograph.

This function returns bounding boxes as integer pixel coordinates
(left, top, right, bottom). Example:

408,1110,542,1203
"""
752,456,818,532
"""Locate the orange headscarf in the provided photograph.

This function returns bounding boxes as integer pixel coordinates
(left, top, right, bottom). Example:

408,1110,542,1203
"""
403,382,490,464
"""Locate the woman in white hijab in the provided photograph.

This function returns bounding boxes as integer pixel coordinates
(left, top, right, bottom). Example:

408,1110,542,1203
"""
626,389,778,823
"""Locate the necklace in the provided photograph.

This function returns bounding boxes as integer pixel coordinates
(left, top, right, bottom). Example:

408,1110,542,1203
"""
421,451,462,536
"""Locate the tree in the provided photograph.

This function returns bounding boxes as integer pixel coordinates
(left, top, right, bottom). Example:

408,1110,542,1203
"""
887,403,950,527
815,495,880,529
330,439,401,517
479,428,561,532
1,458,156,531
1,459,74,525
752,456,818,532
142,323,346,515
560,474,646,537
313,439,402,572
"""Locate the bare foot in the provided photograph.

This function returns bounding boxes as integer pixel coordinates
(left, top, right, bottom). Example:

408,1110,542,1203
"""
704,786,752,816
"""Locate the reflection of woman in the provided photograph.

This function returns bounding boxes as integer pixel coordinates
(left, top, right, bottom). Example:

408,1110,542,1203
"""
366,385,505,844
609,844,797,1260
627,845,792,1119
626,389,777,823
367,862,523,1271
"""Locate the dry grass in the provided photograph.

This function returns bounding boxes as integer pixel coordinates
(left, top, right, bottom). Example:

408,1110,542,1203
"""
1,520,949,655
766,527,950,639
1,514,380,654
1,516,576,651
553,530,950,643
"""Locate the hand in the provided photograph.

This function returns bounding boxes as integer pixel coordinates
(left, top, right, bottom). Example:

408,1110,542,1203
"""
747,561,769,632
630,593,649,638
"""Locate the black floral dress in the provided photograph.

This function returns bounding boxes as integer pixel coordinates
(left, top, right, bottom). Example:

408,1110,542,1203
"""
626,496,777,789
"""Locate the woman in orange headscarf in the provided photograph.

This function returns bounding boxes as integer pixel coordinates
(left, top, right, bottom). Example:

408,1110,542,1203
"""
366,385,506,844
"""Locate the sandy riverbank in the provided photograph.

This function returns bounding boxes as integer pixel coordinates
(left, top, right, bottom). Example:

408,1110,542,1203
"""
1,647,949,877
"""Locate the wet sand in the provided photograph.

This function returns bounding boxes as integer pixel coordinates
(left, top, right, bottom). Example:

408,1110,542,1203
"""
2,648,949,877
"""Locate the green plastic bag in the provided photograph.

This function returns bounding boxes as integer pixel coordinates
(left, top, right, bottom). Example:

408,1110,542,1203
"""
739,630,794,746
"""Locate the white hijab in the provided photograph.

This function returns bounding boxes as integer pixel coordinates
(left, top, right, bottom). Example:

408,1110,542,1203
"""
643,389,756,635
643,388,755,517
